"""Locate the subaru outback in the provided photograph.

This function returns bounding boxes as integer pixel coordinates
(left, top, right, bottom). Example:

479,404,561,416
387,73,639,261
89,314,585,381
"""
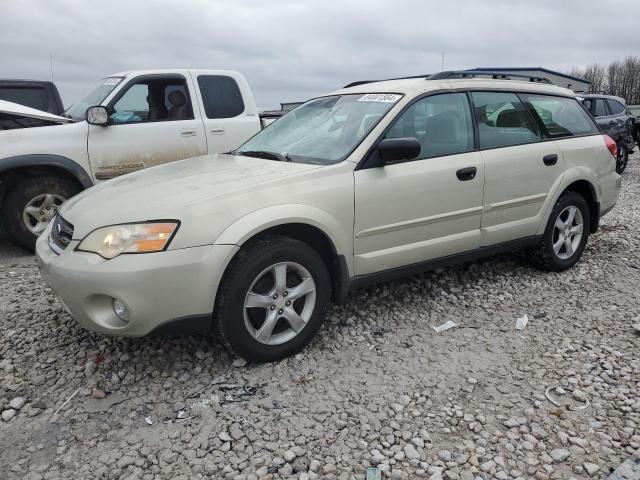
36,72,621,362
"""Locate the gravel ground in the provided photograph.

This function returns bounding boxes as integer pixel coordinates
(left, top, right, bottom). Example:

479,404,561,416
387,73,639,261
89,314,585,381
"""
1,155,639,480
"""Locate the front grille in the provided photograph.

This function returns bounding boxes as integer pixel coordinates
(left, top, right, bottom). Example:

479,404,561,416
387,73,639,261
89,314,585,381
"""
49,215,74,254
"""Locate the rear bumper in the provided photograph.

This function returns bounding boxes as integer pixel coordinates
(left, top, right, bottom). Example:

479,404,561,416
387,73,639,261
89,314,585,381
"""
35,223,238,336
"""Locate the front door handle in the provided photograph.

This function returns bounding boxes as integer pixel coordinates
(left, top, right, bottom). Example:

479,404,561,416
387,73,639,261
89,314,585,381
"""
180,129,197,137
543,154,558,166
210,128,225,135
456,166,477,181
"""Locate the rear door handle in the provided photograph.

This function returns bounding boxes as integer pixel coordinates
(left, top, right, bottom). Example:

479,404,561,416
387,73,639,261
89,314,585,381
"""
210,128,225,135
180,129,197,137
543,154,558,166
456,166,477,181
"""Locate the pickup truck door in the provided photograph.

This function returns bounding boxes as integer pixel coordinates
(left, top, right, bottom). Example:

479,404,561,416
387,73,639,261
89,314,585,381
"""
87,74,207,181
189,72,262,153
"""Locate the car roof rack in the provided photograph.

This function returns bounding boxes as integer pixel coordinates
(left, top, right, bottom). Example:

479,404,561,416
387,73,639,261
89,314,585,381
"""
343,70,552,88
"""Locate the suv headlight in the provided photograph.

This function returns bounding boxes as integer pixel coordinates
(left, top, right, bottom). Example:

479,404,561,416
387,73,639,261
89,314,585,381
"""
77,221,179,259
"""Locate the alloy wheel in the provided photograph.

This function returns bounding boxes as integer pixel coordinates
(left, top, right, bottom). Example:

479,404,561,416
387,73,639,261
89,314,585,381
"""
243,261,316,345
552,205,584,260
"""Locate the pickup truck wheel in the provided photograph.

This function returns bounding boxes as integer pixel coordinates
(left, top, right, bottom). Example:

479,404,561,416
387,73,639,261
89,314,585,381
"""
531,191,590,272
2,176,80,252
616,144,628,174
215,235,330,363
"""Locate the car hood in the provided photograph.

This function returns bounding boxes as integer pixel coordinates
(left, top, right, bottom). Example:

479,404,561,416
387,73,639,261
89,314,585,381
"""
0,99,71,123
61,153,324,242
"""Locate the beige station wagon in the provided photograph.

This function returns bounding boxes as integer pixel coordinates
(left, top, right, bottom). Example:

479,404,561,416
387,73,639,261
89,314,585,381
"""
36,72,621,362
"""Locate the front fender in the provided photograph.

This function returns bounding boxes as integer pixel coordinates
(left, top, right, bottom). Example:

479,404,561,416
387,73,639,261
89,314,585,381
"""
214,204,352,270
0,153,93,188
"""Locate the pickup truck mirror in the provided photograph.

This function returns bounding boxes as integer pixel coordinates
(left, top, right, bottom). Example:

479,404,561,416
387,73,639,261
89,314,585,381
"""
86,106,109,126
375,137,421,166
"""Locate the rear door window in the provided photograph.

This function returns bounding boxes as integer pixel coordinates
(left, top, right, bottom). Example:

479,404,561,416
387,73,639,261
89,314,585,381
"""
606,99,626,115
471,91,542,149
593,99,609,117
524,94,599,137
197,75,245,119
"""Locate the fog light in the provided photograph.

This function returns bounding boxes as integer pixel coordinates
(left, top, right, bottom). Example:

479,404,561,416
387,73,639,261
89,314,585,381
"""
113,299,129,323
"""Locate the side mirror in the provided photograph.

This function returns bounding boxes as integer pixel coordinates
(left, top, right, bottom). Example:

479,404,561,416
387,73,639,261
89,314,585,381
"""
376,137,421,165
86,106,109,126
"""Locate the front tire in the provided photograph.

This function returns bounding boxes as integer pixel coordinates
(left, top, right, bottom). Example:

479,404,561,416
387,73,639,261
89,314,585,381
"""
531,191,590,272
2,176,81,252
214,235,331,363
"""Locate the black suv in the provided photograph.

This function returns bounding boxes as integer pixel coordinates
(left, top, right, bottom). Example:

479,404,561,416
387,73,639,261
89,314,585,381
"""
578,94,635,173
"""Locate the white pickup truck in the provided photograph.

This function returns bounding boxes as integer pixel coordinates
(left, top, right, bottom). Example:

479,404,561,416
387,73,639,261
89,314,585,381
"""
0,69,272,250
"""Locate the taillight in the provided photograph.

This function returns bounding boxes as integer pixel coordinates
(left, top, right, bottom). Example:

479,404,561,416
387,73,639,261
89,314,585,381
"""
604,134,617,158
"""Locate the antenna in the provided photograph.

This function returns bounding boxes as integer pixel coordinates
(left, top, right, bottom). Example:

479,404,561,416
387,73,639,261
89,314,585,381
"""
441,52,445,72
49,52,54,82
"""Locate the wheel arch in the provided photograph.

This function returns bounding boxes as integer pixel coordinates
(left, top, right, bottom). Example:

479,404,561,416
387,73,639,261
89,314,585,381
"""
540,171,600,235
0,154,93,192
214,206,353,305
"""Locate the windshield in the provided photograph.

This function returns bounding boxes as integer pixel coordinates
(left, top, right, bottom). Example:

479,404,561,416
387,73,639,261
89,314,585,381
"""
237,93,402,164
64,77,124,120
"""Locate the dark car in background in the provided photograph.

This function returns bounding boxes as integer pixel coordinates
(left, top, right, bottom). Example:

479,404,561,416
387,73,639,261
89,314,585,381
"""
0,79,64,130
630,105,640,148
579,94,635,173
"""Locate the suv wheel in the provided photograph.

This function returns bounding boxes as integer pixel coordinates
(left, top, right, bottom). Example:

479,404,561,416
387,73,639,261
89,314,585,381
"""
616,144,628,174
531,191,590,272
214,235,331,363
2,176,81,252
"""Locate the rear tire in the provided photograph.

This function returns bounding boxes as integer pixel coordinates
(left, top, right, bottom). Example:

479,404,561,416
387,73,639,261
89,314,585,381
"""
616,144,628,174
2,176,80,252
214,235,331,363
531,191,590,272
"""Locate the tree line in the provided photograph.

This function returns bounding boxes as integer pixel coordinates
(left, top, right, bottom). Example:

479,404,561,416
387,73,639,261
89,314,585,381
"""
569,56,640,105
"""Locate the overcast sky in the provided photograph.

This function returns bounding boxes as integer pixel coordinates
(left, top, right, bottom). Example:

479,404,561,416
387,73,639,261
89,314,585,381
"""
1,0,638,109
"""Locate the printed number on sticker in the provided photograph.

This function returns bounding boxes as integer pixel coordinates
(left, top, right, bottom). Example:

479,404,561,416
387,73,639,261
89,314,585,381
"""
358,93,402,103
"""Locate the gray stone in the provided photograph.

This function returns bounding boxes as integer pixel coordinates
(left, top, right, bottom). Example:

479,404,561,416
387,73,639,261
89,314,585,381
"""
550,448,570,463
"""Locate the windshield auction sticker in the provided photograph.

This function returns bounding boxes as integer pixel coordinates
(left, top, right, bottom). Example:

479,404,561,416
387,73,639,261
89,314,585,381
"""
358,93,402,103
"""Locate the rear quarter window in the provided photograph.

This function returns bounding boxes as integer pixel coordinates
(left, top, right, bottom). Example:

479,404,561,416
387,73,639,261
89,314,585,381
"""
524,94,599,138
197,75,245,119
606,99,626,115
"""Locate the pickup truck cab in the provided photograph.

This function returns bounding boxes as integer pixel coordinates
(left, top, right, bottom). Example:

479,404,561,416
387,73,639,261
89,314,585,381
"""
0,69,263,250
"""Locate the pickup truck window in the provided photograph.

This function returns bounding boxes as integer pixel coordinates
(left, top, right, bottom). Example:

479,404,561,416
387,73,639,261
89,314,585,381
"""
198,75,244,118
109,77,194,124
65,77,123,120
236,94,400,165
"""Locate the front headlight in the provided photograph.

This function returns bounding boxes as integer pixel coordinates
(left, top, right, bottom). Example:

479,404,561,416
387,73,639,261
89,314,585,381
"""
77,221,179,259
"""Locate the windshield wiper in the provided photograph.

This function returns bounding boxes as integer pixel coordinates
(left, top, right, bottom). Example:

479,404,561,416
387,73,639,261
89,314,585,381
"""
237,150,291,162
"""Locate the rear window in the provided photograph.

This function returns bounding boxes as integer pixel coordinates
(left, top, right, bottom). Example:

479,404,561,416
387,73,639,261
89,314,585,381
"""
0,86,48,111
525,94,599,138
197,75,245,119
606,99,626,115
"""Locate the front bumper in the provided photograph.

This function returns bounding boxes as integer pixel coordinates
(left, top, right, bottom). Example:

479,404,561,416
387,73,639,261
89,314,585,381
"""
35,223,238,336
